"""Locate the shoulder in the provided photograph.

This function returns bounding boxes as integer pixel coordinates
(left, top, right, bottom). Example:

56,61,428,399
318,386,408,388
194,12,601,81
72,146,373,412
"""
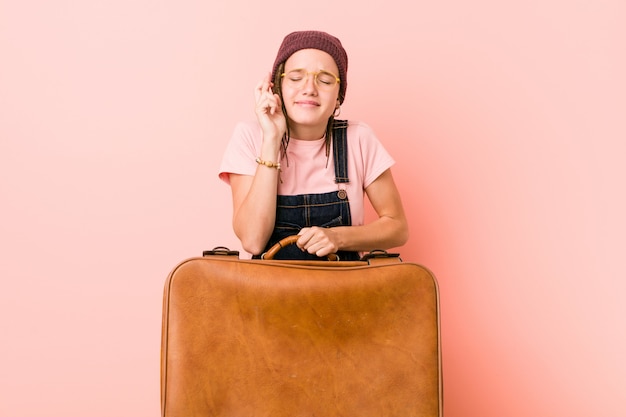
341,120,387,152
342,120,395,186
225,120,263,154
343,120,381,143
342,120,375,134
219,120,263,183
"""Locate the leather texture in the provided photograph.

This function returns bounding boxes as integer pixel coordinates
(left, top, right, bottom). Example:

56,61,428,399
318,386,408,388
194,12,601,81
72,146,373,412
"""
161,255,442,417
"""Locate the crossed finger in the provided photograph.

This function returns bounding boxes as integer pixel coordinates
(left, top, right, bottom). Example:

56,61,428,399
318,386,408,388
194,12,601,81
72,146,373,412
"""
255,78,278,115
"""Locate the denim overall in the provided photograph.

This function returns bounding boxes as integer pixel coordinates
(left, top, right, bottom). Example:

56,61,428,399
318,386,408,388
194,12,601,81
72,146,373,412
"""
260,120,360,261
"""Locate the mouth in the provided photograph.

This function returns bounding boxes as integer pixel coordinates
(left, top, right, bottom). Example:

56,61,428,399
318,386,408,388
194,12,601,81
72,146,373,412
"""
294,100,320,107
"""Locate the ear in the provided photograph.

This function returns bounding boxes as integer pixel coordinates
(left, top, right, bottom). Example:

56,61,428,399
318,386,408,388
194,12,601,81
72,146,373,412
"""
333,104,341,118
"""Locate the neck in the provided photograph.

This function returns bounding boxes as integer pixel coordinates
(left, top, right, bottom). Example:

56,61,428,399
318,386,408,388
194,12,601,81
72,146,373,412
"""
288,122,328,141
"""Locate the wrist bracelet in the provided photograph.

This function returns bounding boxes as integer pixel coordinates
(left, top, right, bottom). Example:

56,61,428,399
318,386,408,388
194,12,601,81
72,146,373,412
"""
255,157,281,170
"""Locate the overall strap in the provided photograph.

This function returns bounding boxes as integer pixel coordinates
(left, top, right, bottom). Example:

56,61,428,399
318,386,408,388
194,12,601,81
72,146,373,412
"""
332,119,349,184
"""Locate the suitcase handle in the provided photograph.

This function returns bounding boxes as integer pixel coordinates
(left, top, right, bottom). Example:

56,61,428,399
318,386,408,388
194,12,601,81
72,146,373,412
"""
261,235,339,261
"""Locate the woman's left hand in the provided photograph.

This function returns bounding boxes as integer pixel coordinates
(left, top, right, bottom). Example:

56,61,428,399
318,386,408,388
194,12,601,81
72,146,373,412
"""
296,227,340,257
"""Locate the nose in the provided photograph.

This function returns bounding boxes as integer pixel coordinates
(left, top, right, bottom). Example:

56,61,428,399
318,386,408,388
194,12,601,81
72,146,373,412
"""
301,73,318,94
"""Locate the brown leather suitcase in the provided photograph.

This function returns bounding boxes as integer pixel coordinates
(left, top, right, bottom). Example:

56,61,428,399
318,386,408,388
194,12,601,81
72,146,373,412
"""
161,238,442,417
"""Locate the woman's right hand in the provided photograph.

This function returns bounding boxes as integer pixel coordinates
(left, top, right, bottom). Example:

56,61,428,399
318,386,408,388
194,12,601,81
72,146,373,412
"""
255,73,286,144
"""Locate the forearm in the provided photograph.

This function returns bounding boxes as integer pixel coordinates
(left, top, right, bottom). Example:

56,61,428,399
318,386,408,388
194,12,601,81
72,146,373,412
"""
331,213,409,252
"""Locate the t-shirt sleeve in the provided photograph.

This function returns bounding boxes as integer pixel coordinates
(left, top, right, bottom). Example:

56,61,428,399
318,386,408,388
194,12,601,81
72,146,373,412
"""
218,121,261,185
354,122,396,188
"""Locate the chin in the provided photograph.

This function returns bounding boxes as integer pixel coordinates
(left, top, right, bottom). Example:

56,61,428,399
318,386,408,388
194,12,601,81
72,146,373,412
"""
288,111,331,126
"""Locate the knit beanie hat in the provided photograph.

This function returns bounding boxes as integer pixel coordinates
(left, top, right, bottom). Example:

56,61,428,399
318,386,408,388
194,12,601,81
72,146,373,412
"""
271,30,348,103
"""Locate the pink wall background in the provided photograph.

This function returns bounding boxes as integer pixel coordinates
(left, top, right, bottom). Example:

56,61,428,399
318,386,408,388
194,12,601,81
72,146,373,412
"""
1,1,625,416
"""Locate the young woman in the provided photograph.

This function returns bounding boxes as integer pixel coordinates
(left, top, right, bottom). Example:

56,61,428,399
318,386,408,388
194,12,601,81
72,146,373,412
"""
219,30,408,260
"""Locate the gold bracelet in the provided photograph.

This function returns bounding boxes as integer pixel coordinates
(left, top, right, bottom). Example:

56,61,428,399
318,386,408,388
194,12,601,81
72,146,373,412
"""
255,157,281,170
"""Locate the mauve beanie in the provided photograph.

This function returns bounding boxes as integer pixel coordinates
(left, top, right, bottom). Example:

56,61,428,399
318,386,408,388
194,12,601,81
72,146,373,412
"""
271,30,348,103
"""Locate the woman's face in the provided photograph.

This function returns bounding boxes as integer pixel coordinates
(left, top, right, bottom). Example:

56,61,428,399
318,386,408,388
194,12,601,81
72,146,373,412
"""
280,48,340,137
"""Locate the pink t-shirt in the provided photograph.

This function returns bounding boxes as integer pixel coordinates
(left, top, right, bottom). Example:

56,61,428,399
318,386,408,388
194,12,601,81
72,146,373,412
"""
218,120,395,226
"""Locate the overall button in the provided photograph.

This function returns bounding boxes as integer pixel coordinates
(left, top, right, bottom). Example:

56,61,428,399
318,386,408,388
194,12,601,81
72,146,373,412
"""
337,189,347,200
